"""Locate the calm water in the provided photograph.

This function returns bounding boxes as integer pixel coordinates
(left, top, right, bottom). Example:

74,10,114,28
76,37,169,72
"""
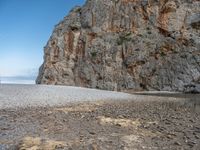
135,92,200,112
0,76,35,84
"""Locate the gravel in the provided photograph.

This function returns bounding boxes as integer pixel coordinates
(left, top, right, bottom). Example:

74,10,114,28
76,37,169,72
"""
1,84,200,149
1,97,200,149
0,84,135,109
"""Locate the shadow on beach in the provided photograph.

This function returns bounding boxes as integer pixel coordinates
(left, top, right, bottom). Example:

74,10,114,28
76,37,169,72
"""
133,92,200,112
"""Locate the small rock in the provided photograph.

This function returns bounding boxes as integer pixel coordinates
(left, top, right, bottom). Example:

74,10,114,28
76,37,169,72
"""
195,135,200,139
89,131,96,135
174,141,181,146
187,141,195,147
88,144,98,150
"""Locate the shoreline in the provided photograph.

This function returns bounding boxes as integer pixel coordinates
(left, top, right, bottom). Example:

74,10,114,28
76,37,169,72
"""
0,84,200,149
0,84,134,109
1,84,199,109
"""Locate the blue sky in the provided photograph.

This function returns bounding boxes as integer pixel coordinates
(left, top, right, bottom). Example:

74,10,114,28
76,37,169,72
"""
0,0,85,77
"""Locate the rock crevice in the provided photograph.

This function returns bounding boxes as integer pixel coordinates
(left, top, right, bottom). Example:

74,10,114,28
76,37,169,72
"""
37,0,200,92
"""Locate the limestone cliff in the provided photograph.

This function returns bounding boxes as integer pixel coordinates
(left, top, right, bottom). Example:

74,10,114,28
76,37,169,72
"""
36,0,200,92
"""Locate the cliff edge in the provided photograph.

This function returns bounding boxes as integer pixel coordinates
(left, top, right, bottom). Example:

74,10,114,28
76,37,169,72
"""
37,0,200,92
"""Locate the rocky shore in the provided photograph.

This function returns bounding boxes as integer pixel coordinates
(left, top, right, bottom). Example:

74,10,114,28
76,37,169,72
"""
1,94,199,150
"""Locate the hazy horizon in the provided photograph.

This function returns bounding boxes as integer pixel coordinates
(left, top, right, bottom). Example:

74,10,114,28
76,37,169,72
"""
0,0,85,84
0,76,36,84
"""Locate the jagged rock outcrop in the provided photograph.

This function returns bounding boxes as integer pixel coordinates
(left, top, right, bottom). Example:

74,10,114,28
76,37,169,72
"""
37,0,200,92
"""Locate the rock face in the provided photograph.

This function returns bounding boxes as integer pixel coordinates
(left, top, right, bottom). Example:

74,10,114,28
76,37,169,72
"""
37,0,200,92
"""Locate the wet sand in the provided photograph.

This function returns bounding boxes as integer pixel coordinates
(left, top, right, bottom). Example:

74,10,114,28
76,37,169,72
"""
0,93,200,150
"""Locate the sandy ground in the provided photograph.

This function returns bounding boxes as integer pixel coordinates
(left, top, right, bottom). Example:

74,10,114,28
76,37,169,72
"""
0,85,200,150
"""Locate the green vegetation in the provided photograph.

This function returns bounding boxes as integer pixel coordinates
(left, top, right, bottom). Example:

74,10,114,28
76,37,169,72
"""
160,51,166,57
191,21,200,30
75,7,81,13
90,51,97,58
117,32,132,45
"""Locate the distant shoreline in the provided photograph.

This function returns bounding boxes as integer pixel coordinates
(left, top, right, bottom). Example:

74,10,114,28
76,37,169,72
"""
0,76,36,84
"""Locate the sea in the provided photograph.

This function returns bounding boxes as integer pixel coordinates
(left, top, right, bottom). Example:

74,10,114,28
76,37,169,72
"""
0,76,36,84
